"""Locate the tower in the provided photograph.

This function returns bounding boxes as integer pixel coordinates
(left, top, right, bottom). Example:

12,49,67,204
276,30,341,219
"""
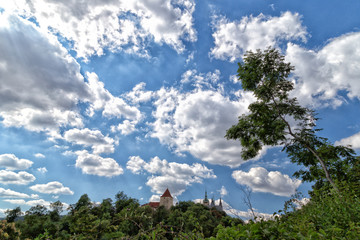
159,188,173,210
210,196,215,208
217,197,223,211
203,191,209,206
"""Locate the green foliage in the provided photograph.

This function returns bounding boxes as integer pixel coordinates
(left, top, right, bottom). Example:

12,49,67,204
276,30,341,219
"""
115,191,139,213
209,182,360,239
7,183,359,239
0,220,21,239
5,206,22,223
8,191,240,239
225,47,357,193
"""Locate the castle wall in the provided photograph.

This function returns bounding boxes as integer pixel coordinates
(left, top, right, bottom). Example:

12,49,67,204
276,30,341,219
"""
160,196,173,210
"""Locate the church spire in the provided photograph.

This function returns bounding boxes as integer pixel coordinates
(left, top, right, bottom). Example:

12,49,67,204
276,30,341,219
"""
210,196,215,208
203,190,209,206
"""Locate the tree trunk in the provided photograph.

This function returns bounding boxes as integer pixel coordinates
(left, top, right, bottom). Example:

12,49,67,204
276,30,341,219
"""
303,144,341,194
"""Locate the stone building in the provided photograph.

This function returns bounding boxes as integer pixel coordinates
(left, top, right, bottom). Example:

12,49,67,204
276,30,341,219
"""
142,188,173,210
202,191,223,211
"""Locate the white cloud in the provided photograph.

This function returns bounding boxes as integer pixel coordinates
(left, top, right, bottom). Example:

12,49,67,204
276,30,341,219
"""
0,154,33,170
210,11,307,61
0,13,87,137
232,167,301,197
3,199,26,205
126,156,146,174
0,170,36,185
150,85,262,167
2,0,197,60
180,69,221,89
63,128,117,154
335,132,360,149
230,75,239,84
149,194,160,202
23,199,52,208
0,187,33,198
4,198,68,209
286,32,360,108
0,13,142,140
86,72,143,135
34,153,45,159
75,150,124,177
221,200,275,220
37,167,48,174
125,82,154,104
292,197,310,209
111,120,138,135
219,186,228,196
30,181,74,195
127,156,216,196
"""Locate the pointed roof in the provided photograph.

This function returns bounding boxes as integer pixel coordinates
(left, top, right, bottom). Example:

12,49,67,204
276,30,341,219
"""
204,190,209,202
210,197,215,207
161,188,172,198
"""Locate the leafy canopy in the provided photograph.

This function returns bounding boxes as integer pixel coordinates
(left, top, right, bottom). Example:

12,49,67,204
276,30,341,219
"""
226,48,315,159
225,48,356,191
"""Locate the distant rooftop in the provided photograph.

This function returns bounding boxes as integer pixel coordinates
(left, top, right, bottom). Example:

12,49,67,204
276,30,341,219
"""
161,188,172,198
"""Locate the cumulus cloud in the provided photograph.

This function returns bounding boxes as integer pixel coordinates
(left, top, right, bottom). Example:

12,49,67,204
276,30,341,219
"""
150,83,262,167
0,13,142,140
335,132,360,149
221,200,275,220
111,120,138,135
210,11,307,61
124,82,154,104
0,13,87,137
0,154,33,170
75,150,124,177
3,199,26,205
232,167,301,197
219,186,228,196
292,197,310,209
19,199,52,208
0,170,36,185
180,69,221,89
34,153,45,159
127,156,216,196
63,128,117,154
30,181,74,195
126,156,146,174
2,0,197,60
37,167,48,174
4,198,69,209
286,32,360,108
86,72,142,120
86,72,142,135
0,187,34,198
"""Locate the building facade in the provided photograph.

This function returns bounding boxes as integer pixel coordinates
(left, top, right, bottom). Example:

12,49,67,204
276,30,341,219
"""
202,191,223,211
142,188,173,210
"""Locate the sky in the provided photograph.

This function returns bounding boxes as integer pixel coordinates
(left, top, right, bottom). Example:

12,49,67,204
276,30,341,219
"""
0,0,359,219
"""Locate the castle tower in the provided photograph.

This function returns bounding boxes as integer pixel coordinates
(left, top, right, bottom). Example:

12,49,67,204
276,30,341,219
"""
217,197,223,211
203,191,209,206
159,188,173,210
210,196,215,208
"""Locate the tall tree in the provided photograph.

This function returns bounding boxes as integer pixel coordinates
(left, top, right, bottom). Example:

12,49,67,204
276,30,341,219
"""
225,48,356,193
5,207,22,223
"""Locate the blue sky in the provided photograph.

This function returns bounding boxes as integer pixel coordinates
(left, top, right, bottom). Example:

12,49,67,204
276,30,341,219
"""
0,0,359,219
